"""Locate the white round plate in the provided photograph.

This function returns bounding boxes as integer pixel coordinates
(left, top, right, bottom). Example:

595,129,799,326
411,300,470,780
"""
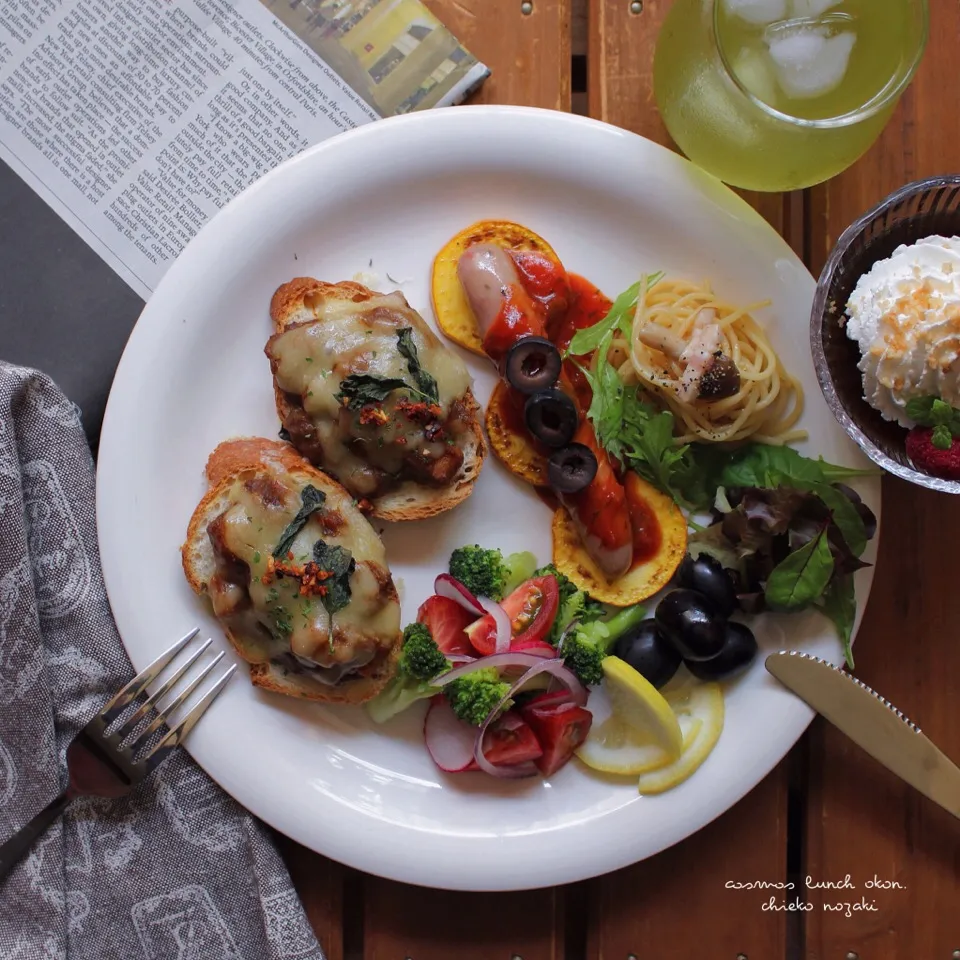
97,106,879,891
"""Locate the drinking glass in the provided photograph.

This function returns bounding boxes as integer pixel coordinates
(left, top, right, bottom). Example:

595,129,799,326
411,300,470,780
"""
653,0,928,192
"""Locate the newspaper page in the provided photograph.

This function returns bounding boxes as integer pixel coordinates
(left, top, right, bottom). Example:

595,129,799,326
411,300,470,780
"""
0,0,489,299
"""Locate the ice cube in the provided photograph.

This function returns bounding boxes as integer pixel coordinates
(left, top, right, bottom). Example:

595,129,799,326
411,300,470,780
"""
723,0,788,25
766,26,856,99
790,0,842,16
732,45,779,106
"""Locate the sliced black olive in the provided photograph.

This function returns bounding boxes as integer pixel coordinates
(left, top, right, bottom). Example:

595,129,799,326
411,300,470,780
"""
503,336,561,394
676,553,738,617
654,588,726,661
524,389,578,448
613,619,681,689
685,621,758,681
548,443,598,493
695,355,741,401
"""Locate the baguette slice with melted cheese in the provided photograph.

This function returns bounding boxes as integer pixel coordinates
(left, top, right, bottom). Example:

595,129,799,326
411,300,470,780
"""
267,278,486,522
182,438,401,704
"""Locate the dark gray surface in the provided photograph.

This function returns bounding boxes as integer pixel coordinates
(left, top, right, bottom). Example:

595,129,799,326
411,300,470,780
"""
0,161,144,451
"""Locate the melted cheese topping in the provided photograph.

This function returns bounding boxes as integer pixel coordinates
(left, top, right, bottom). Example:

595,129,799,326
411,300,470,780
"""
207,466,400,683
266,291,472,497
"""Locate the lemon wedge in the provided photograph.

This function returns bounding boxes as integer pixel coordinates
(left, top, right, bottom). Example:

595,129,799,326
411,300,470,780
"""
575,657,683,775
635,678,724,794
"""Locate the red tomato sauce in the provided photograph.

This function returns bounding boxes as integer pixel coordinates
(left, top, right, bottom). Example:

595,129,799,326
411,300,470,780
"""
554,274,613,354
625,475,663,568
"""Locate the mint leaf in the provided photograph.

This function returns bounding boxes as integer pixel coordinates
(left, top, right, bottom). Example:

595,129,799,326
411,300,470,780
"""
931,399,954,426
817,574,857,669
397,327,439,405
273,485,327,559
932,423,953,450
764,528,835,611
905,395,937,423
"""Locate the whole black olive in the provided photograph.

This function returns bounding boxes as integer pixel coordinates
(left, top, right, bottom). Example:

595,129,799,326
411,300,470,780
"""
654,589,726,661
676,553,738,617
548,443,598,493
613,619,681,689
502,336,561,394
524,389,578,448
685,621,758,681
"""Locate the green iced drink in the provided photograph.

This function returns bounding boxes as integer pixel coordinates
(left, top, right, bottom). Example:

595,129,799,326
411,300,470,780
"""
653,0,928,192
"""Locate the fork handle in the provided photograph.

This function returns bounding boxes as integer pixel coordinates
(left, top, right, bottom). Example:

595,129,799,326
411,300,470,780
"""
0,789,72,882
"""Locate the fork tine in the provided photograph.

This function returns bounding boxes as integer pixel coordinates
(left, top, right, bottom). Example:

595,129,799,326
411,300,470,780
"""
133,651,227,745
113,638,213,740
140,664,237,773
100,627,200,721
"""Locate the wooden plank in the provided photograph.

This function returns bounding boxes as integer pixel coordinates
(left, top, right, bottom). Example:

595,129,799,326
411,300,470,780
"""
423,0,572,110
277,836,347,960
364,880,562,960
804,9,960,949
360,4,571,958
586,2,793,957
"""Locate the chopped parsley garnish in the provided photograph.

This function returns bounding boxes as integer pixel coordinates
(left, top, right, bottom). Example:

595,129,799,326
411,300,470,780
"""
253,551,261,564
272,485,326,559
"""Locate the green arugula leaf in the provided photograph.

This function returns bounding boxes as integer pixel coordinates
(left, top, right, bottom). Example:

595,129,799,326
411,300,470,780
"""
764,528,835,611
312,540,356,614
273,485,327,559
816,574,857,669
566,272,664,357
336,373,411,410
720,444,878,488
397,327,439,405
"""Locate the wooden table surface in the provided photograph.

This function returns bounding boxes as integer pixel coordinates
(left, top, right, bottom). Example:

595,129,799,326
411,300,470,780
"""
280,2,960,957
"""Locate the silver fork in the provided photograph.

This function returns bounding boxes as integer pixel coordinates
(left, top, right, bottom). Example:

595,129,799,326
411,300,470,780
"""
0,628,235,881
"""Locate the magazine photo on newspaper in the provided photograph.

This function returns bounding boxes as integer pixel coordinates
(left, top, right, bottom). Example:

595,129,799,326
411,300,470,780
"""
0,0,490,299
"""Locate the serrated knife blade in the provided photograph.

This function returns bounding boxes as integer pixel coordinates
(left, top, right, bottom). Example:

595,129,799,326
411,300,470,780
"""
765,651,960,820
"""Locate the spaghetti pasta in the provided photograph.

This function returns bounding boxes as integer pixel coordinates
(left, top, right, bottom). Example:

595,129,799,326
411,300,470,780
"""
617,276,806,445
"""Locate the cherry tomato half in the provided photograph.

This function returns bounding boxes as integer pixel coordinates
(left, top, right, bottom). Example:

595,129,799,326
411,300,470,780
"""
464,575,560,657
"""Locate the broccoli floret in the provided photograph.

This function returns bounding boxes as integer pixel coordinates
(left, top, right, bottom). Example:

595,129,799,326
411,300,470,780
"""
449,545,537,600
444,667,512,726
398,622,448,681
366,623,449,724
533,563,577,606
560,603,647,686
548,587,607,646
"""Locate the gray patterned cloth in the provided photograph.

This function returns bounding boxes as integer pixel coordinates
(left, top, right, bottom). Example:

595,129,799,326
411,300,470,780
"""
0,362,325,960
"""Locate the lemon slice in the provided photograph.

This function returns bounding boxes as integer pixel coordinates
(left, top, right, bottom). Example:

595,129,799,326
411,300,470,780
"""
576,711,702,776
635,678,724,795
574,657,683,775
603,656,684,757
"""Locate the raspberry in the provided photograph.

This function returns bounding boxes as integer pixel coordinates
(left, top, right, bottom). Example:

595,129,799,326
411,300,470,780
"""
905,426,960,481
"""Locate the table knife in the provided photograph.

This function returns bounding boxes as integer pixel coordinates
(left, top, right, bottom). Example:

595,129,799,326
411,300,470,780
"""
765,651,960,820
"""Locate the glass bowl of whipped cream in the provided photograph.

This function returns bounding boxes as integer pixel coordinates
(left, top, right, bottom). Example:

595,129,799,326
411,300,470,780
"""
811,175,960,493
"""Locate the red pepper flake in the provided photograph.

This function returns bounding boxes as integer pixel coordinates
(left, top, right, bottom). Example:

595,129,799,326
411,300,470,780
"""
359,404,389,426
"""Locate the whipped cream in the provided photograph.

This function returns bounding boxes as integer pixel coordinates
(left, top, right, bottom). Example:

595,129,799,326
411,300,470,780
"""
844,235,960,427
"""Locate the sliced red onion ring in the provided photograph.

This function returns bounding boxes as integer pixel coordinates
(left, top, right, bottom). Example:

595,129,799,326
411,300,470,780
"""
434,652,548,688
424,698,477,773
444,654,477,665
434,574,485,616
473,657,589,779
478,596,512,653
